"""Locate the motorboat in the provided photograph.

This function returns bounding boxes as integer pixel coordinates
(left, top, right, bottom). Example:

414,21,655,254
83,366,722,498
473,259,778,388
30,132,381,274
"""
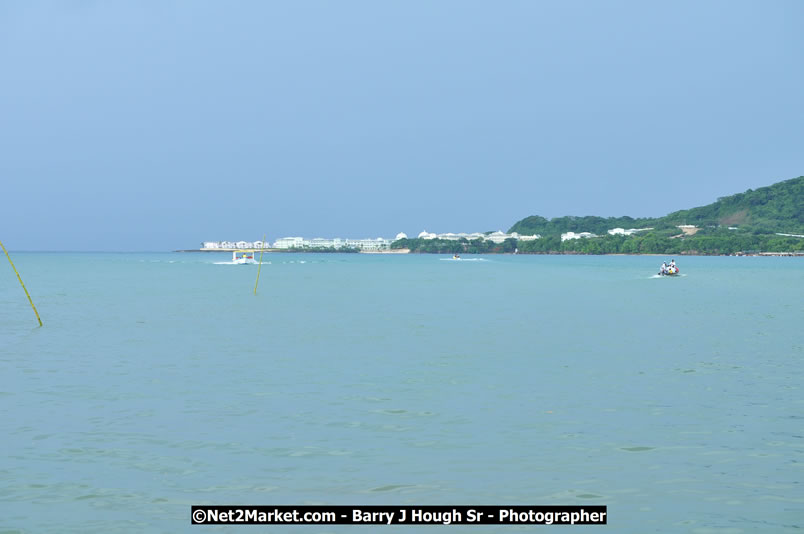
659,264,680,276
232,250,257,264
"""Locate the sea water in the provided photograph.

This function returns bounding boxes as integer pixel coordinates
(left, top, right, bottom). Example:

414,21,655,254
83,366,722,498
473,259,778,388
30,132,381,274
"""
1,253,802,533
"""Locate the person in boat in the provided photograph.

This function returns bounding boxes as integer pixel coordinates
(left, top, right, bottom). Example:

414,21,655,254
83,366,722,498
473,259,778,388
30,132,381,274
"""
453,254,461,260
660,262,667,275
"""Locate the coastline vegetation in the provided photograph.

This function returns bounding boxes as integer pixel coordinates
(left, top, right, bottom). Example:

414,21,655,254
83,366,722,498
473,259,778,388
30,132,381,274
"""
393,176,804,255
392,238,518,254
393,232,804,255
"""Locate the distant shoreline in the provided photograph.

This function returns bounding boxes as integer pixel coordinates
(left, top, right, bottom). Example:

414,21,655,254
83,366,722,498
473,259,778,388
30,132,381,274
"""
175,249,282,253
174,248,410,254
173,249,803,257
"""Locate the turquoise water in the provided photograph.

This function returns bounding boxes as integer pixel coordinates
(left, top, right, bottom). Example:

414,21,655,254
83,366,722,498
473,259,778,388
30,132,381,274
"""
2,253,802,533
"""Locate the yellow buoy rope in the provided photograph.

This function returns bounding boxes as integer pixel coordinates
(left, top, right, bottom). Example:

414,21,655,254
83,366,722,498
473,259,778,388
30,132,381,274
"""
1,240,43,327
254,233,266,295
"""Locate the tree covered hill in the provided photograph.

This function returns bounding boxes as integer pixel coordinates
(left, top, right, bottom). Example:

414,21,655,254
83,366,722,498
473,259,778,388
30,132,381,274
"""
508,215,656,237
659,176,804,233
509,176,804,236
394,176,803,254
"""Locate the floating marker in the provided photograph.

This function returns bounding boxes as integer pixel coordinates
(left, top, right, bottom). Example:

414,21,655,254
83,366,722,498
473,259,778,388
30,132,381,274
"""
254,233,266,295
1,240,43,327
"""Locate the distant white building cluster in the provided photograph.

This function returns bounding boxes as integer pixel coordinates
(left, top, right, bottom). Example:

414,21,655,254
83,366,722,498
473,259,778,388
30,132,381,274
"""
273,236,393,251
562,227,655,241
201,225,684,250
415,230,541,243
202,241,270,249
201,236,396,251
561,232,598,241
202,230,540,251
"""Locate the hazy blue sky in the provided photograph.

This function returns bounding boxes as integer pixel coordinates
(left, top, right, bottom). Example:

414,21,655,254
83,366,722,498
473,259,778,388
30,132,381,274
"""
1,1,802,250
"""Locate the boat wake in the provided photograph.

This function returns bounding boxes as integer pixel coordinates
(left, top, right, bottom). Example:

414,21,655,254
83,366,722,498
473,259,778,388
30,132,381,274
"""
439,258,489,262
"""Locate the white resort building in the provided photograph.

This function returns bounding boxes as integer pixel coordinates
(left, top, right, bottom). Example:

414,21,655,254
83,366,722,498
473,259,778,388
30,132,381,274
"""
202,240,270,250
561,232,598,241
272,236,394,251
606,227,653,236
416,230,540,242
273,237,305,249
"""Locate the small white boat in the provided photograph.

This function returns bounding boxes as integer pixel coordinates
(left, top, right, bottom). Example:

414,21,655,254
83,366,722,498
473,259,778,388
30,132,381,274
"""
232,250,257,264
658,262,680,276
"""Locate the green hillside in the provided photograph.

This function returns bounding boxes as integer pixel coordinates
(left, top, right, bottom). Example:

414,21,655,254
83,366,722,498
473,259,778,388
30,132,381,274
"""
509,176,804,236
500,176,804,254
394,176,803,254
659,176,804,233
508,215,657,237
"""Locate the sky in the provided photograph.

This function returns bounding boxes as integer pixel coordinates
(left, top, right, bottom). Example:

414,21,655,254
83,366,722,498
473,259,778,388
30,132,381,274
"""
1,1,802,251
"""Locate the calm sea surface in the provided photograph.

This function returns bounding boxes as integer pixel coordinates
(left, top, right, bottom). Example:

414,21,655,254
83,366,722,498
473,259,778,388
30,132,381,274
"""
1,253,802,533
